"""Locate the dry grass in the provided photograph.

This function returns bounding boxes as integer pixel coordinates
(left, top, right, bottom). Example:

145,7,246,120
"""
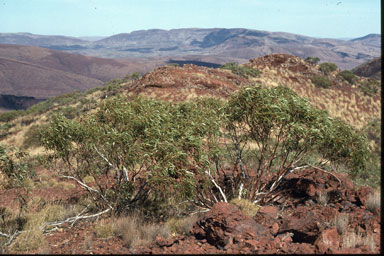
94,219,115,239
165,215,198,236
366,190,380,214
83,234,93,251
342,231,376,251
113,215,171,248
334,213,349,235
10,229,47,252
82,175,95,185
230,198,260,217
317,191,329,206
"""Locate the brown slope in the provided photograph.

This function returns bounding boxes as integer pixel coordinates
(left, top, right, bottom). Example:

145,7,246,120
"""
127,54,380,128
0,57,103,98
128,64,248,101
351,56,381,80
246,54,381,128
0,44,168,98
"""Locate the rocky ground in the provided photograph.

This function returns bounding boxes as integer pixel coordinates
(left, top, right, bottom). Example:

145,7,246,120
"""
1,166,380,254
132,168,381,254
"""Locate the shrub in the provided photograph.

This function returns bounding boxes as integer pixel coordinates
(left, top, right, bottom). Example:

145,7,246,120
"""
312,75,331,88
305,56,320,65
338,70,356,84
0,110,24,123
319,62,338,74
359,79,379,96
41,86,370,211
220,62,261,78
225,86,369,204
0,145,34,188
22,124,48,149
41,97,224,214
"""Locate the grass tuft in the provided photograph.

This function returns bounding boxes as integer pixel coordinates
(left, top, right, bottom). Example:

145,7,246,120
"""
230,198,260,217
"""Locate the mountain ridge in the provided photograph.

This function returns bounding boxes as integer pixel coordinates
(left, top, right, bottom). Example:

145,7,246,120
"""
0,28,380,69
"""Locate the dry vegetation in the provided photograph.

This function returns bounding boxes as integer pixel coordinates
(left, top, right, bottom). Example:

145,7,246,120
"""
0,56,381,253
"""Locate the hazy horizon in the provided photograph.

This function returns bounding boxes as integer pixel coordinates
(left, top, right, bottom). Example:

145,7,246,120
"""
0,0,381,39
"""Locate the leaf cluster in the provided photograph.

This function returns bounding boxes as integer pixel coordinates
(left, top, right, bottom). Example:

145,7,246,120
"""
312,75,331,88
220,62,261,78
319,62,338,74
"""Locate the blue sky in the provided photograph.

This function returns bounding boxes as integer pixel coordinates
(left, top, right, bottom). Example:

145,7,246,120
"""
0,0,381,38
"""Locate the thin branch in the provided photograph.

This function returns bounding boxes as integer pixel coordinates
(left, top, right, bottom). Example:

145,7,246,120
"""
43,208,111,230
205,170,228,203
59,175,113,211
308,164,341,184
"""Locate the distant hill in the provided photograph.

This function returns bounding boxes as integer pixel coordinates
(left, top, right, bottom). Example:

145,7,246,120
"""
0,29,381,69
0,44,167,99
351,56,381,80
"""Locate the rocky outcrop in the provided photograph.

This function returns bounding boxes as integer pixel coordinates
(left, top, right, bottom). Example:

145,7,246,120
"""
133,168,380,254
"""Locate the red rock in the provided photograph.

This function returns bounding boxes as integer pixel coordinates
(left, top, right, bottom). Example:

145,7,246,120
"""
272,222,279,235
314,227,340,253
279,206,325,244
356,186,374,207
258,205,279,219
192,202,271,248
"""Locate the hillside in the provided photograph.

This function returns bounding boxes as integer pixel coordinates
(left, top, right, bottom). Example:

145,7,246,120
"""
352,56,382,80
1,29,381,69
0,44,167,99
0,53,380,254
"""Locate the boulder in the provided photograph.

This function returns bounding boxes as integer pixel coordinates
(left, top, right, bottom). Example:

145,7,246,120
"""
192,202,271,248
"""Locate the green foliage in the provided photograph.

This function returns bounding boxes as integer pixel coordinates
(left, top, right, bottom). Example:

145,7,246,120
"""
122,72,141,83
0,110,24,123
22,124,48,149
225,86,369,202
220,62,261,78
319,62,338,74
41,85,371,211
41,97,224,215
167,63,179,67
338,70,357,84
0,145,34,188
0,123,14,138
305,56,320,65
359,79,379,96
312,75,332,88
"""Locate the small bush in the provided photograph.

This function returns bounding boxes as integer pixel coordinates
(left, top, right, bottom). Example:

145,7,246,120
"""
319,62,338,74
305,56,320,65
220,62,261,78
338,70,356,84
82,175,95,185
22,124,48,149
230,198,260,217
94,220,115,238
359,79,379,96
0,110,24,123
311,75,332,88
